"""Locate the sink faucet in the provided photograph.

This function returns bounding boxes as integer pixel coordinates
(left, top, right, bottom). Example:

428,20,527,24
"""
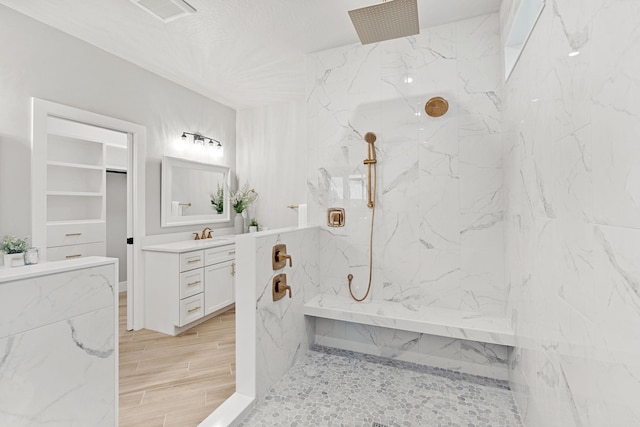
200,227,213,239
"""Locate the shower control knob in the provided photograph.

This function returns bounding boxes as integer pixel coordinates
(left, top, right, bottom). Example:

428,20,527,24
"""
276,250,293,268
276,280,292,298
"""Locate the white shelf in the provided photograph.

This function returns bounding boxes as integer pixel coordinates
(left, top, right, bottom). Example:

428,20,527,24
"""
47,133,104,166
47,160,103,170
47,191,103,197
33,110,109,261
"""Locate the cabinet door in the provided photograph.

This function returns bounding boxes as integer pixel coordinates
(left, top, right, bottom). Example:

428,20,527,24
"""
204,260,234,315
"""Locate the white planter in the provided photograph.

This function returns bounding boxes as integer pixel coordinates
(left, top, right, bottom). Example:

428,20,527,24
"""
249,226,258,233
234,213,245,234
3,253,25,268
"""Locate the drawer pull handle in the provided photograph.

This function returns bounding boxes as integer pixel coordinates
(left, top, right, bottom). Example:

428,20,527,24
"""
66,254,82,259
231,262,236,277
187,280,201,286
187,306,201,313
187,258,201,264
65,232,82,236
228,251,236,255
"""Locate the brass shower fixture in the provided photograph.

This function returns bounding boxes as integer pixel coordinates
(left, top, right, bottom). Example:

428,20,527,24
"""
363,132,377,208
347,131,378,302
425,96,449,117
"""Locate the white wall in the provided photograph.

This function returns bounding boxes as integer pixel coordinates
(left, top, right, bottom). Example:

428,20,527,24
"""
306,14,506,316
501,0,640,425
236,100,306,230
0,5,236,239
106,171,127,283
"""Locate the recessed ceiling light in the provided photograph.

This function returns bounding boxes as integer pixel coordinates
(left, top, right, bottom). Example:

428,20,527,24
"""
129,0,196,23
568,51,580,57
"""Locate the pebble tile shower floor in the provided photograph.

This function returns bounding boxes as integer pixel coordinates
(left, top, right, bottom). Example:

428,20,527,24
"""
239,346,522,427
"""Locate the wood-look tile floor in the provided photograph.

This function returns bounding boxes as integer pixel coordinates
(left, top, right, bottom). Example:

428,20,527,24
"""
119,293,236,427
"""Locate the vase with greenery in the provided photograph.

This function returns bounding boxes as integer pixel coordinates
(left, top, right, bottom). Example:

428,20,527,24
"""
210,184,224,214
1,235,29,268
231,184,258,233
249,218,259,233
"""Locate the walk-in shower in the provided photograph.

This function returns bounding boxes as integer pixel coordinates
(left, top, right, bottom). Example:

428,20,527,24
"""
347,132,377,302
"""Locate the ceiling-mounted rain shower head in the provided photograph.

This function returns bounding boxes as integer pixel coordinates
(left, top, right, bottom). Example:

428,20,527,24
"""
348,0,419,45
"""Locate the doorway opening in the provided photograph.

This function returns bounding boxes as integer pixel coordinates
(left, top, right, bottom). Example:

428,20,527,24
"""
31,98,146,330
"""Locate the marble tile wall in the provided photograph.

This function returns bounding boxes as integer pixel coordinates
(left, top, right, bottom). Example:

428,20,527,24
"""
236,100,307,231
0,261,117,426
252,227,320,399
501,0,640,425
306,13,506,316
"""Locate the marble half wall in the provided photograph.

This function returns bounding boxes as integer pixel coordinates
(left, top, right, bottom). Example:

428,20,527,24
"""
237,226,320,400
0,259,118,427
306,13,507,316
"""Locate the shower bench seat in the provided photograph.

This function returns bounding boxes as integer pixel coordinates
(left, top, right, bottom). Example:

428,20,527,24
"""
303,294,514,347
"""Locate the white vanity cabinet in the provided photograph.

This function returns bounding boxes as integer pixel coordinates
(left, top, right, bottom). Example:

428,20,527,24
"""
143,239,235,336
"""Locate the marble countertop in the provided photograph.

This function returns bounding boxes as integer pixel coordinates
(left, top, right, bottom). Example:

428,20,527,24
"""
142,236,236,253
304,293,515,347
0,256,117,284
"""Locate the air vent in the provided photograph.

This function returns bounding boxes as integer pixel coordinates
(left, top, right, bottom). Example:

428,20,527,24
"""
129,0,196,23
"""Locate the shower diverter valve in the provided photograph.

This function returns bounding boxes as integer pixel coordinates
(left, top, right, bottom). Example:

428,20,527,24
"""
273,274,292,301
327,208,345,227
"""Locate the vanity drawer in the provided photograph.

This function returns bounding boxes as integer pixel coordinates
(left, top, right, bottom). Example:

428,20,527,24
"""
204,244,235,266
179,269,204,299
47,241,106,261
47,222,106,247
179,250,204,272
179,293,204,326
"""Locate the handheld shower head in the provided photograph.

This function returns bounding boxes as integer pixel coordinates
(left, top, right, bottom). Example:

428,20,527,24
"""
364,132,377,144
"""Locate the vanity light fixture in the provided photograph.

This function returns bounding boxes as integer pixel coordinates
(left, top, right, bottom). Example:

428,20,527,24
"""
180,132,223,149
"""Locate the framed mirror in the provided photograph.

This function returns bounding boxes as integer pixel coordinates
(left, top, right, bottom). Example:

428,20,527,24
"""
161,156,231,227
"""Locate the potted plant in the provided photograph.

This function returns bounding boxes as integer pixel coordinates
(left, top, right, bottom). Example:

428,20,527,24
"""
249,218,259,233
210,184,224,214
231,184,258,234
1,235,29,268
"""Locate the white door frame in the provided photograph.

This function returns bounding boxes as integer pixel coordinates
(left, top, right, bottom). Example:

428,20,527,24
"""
31,98,146,330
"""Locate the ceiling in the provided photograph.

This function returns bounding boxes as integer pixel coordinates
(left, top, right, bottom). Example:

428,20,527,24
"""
0,0,501,109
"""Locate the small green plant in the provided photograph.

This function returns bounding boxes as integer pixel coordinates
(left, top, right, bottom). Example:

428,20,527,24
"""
250,218,259,227
1,235,29,254
210,184,224,214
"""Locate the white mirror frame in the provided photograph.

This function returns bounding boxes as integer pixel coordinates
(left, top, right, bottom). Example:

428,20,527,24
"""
161,156,231,227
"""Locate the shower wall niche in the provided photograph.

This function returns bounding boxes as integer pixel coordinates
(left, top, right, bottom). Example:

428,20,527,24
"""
306,12,505,316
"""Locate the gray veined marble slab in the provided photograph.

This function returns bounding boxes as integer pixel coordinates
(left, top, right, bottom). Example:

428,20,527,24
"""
304,293,514,346
0,257,117,426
